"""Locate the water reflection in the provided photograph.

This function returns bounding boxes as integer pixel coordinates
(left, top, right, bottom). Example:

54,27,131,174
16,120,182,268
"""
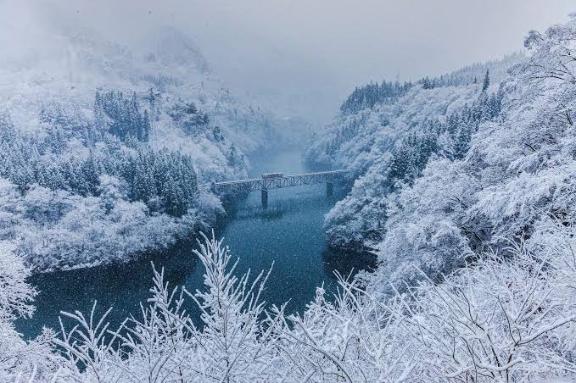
16,241,202,339
225,194,337,221
321,248,377,283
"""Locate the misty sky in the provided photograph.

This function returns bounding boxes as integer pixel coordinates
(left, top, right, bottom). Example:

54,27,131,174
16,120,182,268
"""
2,0,575,125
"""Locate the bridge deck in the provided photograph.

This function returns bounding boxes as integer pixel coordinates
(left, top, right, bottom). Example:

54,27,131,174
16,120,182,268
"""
212,169,348,195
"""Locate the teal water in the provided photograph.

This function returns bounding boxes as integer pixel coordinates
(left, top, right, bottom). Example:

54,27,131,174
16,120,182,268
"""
16,149,374,338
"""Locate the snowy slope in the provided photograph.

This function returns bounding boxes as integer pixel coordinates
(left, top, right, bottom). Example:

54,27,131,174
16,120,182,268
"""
0,27,286,179
0,26,297,271
306,54,522,176
308,15,576,297
306,56,519,250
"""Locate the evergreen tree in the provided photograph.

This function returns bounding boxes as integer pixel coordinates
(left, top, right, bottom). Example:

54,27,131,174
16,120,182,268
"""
422,77,433,89
94,90,151,142
340,81,412,114
482,69,490,92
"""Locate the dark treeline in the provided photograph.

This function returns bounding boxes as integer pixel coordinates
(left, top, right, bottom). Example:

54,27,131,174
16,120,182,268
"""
341,70,494,116
420,69,492,90
340,81,412,114
94,90,151,142
168,101,211,136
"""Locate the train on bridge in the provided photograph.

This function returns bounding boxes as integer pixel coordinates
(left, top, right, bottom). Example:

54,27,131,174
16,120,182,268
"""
211,169,348,208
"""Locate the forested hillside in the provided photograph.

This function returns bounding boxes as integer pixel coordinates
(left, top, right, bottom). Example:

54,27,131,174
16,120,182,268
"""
306,54,522,251
306,7,576,330
0,28,291,271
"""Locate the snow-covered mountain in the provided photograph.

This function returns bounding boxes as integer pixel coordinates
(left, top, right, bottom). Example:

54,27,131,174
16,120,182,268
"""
0,27,298,271
0,26,288,172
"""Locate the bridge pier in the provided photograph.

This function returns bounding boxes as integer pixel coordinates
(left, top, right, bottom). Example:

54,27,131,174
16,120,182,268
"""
261,188,268,208
326,182,334,197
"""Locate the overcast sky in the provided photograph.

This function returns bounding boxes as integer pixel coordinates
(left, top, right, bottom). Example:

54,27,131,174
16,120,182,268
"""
2,0,575,124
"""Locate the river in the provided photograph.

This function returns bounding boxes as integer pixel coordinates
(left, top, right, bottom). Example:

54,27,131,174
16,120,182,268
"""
16,148,374,338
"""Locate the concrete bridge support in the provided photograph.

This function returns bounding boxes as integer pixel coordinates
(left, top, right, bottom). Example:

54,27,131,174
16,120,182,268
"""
261,188,268,208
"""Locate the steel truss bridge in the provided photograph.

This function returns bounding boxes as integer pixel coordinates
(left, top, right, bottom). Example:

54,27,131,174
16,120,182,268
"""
211,170,348,207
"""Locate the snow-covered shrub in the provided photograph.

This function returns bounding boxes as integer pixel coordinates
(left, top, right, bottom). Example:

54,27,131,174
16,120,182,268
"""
0,243,35,322
280,221,576,382
0,244,66,382
400,244,576,381
56,232,284,382
44,226,576,382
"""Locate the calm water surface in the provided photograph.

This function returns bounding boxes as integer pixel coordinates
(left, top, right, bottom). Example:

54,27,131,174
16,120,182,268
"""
16,149,374,338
